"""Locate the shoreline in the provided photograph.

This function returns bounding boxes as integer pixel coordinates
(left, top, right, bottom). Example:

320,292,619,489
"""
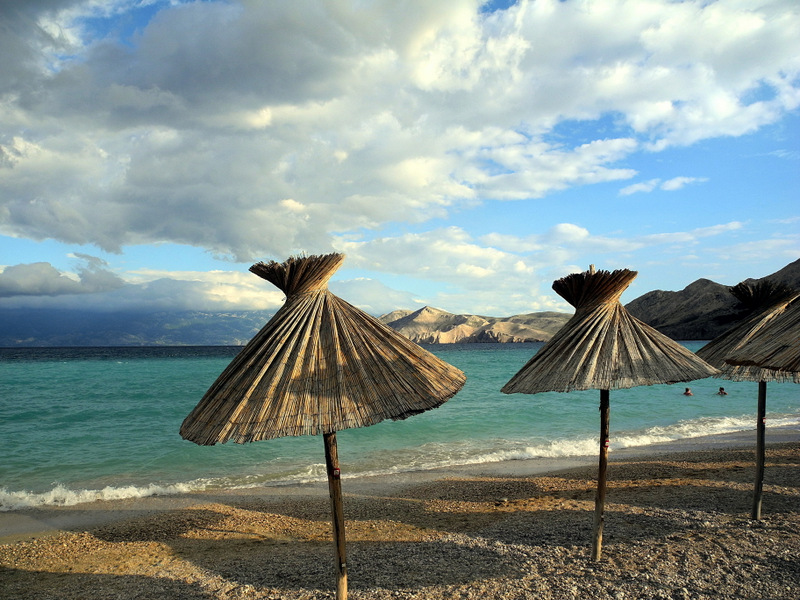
2,431,798,599
1,427,798,544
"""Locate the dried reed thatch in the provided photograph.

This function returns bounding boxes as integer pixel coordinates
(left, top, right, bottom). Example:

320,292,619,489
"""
502,267,718,394
697,281,800,383
724,294,800,374
180,253,465,445
696,281,799,520
180,253,465,600
502,266,717,561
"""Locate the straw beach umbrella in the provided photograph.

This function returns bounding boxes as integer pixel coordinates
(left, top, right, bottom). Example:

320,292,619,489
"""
725,293,800,519
696,282,799,519
502,266,718,560
725,293,800,374
180,253,465,599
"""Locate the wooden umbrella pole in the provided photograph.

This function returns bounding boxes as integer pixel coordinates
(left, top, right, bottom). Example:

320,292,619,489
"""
324,431,348,600
592,389,610,561
752,380,767,520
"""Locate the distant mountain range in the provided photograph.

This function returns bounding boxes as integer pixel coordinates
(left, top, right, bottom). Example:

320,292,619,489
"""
378,258,800,344
0,309,274,347
1,259,797,346
378,306,570,343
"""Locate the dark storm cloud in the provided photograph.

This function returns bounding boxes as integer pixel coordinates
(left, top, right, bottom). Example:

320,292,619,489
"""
0,1,75,95
0,256,124,297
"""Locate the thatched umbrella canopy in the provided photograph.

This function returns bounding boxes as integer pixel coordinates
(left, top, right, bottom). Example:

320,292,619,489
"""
697,282,799,519
502,266,718,560
697,281,799,382
725,293,800,374
180,253,465,599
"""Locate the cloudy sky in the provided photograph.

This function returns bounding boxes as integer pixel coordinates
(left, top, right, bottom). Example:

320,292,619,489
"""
1,0,798,317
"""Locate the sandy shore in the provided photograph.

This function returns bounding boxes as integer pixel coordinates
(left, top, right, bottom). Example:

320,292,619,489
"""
1,432,798,599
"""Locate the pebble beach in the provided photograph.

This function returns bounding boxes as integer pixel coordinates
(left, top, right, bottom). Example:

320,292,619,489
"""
1,437,798,600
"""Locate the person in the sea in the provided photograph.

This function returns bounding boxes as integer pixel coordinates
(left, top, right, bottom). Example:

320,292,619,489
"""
717,387,728,395
683,387,693,396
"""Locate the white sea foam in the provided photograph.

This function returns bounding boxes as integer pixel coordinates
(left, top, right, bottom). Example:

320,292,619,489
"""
234,463,329,487
615,413,800,449
3,412,797,510
275,412,800,481
0,482,201,511
345,412,800,476
447,438,599,465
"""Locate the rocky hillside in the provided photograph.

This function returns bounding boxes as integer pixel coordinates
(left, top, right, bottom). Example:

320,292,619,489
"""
626,258,800,340
624,278,739,340
382,259,800,343
379,306,571,343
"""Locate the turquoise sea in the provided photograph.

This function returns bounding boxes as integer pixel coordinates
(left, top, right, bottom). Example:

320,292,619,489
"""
1,343,798,511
